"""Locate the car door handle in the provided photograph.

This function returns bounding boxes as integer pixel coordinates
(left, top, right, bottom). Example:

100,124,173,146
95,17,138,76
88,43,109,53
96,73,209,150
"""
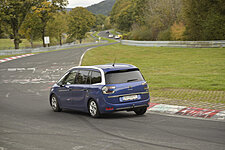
65,85,72,91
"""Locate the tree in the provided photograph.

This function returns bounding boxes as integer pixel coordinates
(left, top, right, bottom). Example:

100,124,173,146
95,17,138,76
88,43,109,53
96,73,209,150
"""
110,0,133,31
110,0,148,32
32,0,68,47
104,17,112,30
145,0,183,40
93,14,106,31
132,0,148,26
0,0,40,49
0,0,67,49
170,22,185,40
46,12,68,45
68,7,96,44
19,13,42,48
183,0,225,40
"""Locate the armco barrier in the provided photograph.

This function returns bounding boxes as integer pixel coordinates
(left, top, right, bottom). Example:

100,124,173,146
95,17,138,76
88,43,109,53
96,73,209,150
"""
0,41,107,56
121,40,225,48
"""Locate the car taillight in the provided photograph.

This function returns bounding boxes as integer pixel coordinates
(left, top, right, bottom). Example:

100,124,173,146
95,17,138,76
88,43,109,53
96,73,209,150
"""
102,86,115,94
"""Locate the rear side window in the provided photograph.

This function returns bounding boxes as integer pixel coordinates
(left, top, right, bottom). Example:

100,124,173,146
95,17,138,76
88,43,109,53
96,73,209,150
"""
105,69,144,84
75,70,90,84
91,71,101,84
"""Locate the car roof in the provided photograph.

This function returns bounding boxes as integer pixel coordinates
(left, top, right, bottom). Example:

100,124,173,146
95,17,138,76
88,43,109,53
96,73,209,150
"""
94,63,138,73
71,64,138,73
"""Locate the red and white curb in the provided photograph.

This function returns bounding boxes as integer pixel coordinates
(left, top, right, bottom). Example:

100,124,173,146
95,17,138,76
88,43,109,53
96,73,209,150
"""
147,103,225,120
0,53,34,63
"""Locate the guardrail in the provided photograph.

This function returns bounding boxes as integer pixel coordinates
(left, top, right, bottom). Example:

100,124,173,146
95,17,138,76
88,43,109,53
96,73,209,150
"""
0,41,107,56
121,40,225,48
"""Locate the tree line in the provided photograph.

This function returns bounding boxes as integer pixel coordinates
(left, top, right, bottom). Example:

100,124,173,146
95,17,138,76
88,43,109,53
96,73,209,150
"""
1,0,224,50
0,0,102,49
110,0,225,41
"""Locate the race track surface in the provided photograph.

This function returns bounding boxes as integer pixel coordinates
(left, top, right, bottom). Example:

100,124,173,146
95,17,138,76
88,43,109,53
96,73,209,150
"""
0,44,225,150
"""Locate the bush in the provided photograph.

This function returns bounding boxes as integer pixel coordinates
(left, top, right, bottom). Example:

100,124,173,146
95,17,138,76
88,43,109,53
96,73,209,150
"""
129,24,154,41
170,22,185,41
157,28,171,41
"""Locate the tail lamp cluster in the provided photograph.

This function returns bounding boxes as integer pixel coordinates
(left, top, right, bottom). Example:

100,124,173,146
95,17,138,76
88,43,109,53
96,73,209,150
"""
102,86,116,94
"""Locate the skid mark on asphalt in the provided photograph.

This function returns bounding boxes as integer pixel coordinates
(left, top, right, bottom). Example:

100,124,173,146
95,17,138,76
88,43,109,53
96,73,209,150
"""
151,123,225,146
78,116,187,150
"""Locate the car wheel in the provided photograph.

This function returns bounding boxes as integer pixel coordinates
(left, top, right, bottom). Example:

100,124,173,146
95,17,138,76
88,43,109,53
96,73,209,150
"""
89,100,100,118
134,107,147,115
51,95,62,112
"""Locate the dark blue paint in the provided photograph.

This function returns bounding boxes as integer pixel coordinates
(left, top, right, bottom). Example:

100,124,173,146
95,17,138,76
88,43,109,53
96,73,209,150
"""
50,64,150,115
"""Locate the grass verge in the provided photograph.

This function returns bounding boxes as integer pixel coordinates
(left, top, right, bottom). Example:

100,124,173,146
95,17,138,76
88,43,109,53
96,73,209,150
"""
82,43,225,107
0,39,43,50
109,29,118,35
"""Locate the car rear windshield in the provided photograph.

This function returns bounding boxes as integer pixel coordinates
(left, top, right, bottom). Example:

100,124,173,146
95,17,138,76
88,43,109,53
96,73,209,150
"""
105,69,144,84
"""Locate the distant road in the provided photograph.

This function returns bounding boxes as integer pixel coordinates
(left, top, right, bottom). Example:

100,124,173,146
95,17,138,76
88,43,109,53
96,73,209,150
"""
0,38,224,150
98,30,121,42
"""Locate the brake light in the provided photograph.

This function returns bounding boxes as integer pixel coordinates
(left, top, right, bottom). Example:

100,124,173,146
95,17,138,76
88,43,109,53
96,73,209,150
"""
102,86,115,94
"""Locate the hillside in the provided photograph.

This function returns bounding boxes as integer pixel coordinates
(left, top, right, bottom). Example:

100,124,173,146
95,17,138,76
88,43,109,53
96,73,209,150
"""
87,0,116,16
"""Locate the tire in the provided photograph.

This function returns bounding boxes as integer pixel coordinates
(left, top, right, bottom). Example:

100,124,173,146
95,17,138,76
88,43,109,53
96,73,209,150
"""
88,99,100,118
134,107,147,115
51,94,62,112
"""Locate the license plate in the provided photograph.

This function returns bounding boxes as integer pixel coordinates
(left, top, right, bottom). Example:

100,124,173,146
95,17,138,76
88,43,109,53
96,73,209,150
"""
123,95,138,101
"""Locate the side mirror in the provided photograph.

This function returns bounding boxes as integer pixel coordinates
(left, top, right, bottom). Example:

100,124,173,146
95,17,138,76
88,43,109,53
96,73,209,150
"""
58,82,65,87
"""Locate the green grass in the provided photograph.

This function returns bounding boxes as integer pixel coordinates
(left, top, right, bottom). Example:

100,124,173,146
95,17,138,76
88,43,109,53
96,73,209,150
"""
0,35,94,50
78,33,96,43
109,29,118,35
82,44,225,106
0,39,43,50
0,35,98,59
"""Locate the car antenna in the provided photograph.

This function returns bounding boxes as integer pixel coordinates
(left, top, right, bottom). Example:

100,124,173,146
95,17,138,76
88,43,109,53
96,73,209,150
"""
112,57,116,67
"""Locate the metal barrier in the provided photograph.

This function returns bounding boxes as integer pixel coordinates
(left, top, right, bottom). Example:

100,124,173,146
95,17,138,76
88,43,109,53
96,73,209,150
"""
121,40,225,48
0,41,107,56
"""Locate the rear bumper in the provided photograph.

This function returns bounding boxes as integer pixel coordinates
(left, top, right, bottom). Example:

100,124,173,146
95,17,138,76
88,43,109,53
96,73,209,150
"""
99,98,150,114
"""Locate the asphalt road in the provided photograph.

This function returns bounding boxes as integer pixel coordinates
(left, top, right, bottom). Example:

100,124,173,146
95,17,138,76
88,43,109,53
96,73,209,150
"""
98,30,120,42
0,42,225,150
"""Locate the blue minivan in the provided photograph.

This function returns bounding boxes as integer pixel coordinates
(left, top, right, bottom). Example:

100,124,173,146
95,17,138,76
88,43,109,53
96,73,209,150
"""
49,64,150,117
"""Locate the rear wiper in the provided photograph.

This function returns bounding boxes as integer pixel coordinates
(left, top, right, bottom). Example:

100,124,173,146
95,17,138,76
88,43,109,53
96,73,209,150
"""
127,79,138,82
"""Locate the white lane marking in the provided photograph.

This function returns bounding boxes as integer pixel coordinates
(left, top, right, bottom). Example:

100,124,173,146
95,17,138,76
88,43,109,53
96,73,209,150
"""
73,146,84,150
27,68,36,73
3,79,56,84
7,68,36,73
16,68,25,71
79,48,93,66
5,93,10,98
8,68,17,71
36,92,41,96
